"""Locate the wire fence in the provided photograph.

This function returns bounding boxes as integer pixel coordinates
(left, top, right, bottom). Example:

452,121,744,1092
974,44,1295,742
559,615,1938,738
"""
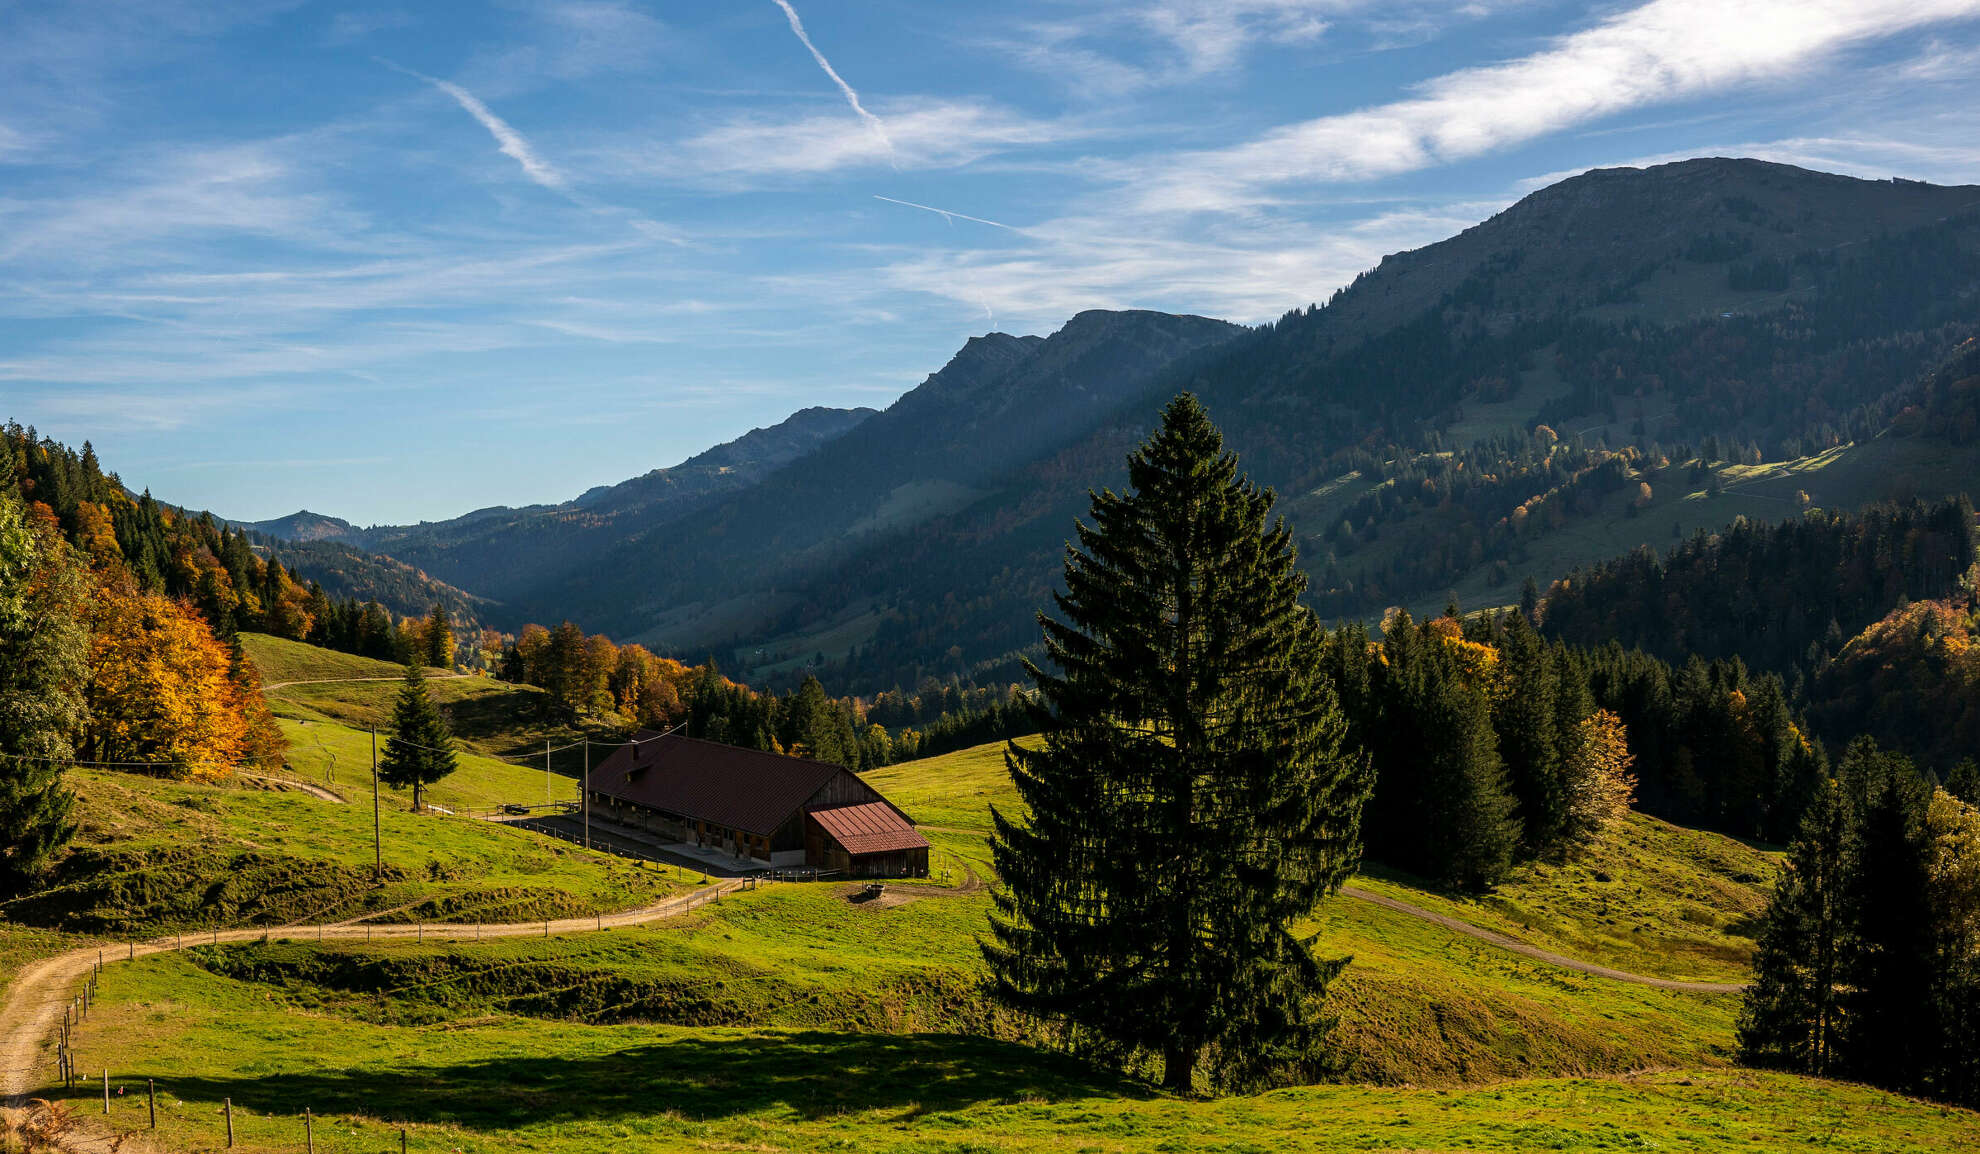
48,876,760,1147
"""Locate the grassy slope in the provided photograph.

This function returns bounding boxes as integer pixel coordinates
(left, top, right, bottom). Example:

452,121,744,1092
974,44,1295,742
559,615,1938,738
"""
241,633,600,807
872,742,1778,984
273,715,576,812
242,633,601,767
8,769,687,934
59,950,1980,1153
33,741,1960,1149
239,633,450,685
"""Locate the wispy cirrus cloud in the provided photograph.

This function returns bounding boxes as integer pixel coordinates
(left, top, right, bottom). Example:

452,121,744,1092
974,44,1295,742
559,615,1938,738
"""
1003,0,1377,96
599,97,1068,183
769,0,893,158
1132,0,1980,212
391,63,569,192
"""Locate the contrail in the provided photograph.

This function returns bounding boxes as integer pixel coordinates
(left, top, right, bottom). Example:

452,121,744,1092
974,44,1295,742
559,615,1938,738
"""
383,60,566,191
771,0,894,157
874,195,1013,230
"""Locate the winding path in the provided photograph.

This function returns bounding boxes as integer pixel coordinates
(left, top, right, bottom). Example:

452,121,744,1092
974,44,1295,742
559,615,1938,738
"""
235,773,346,804
0,879,749,1108
1338,885,1746,994
262,674,469,691
2,857,1746,1117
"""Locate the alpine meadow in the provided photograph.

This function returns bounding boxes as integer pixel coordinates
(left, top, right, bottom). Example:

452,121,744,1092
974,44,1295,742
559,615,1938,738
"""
8,3,1980,1152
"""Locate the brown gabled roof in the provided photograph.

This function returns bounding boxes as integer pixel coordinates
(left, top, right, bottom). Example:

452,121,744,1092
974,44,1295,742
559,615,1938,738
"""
590,732,845,837
809,801,929,856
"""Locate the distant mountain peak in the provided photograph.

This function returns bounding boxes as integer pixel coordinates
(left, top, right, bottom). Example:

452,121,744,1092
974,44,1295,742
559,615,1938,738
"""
236,509,357,543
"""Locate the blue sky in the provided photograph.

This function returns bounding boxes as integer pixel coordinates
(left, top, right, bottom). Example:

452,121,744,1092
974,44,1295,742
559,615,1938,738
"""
5,0,1980,525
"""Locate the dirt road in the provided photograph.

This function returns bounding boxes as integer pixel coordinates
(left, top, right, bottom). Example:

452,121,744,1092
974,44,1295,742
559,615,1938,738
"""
0,879,750,1108
1339,885,1746,994
916,825,1745,994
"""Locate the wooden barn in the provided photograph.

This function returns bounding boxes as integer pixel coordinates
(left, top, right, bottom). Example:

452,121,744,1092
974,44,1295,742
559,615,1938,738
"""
587,731,928,876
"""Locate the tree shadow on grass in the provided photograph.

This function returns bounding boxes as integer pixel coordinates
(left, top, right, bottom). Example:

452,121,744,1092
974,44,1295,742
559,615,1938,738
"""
156,1031,1150,1127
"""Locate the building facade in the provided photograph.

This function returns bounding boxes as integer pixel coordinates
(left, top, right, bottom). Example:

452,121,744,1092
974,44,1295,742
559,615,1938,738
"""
587,731,928,875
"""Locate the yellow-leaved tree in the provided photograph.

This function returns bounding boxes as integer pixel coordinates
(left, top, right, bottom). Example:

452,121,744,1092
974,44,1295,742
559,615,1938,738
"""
81,575,284,780
1563,708,1637,846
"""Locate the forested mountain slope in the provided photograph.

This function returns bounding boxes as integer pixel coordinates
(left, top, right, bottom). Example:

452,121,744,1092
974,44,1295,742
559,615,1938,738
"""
240,159,1980,695
241,405,877,604
717,160,1980,692
523,309,1244,642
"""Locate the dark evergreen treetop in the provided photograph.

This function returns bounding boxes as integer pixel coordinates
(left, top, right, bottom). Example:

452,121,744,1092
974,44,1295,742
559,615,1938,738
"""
985,392,1372,1094
378,661,458,812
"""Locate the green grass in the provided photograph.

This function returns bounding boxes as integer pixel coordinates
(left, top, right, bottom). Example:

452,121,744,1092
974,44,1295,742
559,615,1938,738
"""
6,768,686,935
863,741,1018,833
875,743,1776,984
20,741,1926,1150
238,633,450,686
1353,813,1777,983
244,633,618,786
0,922,95,1003
55,949,1980,1153
274,715,576,812
69,821,1741,1088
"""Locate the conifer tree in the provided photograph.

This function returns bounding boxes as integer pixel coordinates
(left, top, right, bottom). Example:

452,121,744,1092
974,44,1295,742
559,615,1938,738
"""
1738,778,1850,1073
986,393,1372,1094
1494,611,1569,854
424,604,453,670
1838,739,1936,1090
0,498,86,893
1355,611,1520,889
379,661,458,812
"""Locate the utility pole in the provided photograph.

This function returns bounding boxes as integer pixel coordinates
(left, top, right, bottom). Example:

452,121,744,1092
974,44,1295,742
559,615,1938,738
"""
582,739,590,850
371,727,382,879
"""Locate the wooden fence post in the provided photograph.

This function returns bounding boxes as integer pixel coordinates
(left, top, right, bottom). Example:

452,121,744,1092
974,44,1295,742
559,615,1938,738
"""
305,1107,314,1153
102,1068,108,1113
224,1097,234,1147
148,1078,156,1128
401,1126,408,1153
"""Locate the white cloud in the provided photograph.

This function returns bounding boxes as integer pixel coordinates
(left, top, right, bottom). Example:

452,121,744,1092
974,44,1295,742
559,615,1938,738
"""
1136,0,1338,75
861,200,1492,328
769,0,893,158
611,98,1067,182
0,142,347,264
406,68,569,192
1134,0,1980,213
324,9,414,47
1004,1,1379,95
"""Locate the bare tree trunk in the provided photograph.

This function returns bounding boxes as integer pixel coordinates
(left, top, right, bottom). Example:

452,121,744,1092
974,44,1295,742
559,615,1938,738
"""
1163,1041,1197,1095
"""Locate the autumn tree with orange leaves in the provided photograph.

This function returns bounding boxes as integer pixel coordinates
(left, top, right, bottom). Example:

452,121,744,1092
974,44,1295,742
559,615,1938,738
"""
81,575,283,780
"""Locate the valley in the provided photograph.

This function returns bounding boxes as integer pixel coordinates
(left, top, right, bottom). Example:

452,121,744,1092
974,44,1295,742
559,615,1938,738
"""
7,153,1980,1152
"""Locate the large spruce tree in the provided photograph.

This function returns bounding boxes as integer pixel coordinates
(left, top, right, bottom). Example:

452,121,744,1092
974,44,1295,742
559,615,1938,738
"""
985,393,1372,1094
1737,777,1850,1073
379,661,459,812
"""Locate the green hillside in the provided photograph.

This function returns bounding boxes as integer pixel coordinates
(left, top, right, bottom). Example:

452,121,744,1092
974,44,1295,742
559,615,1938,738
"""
7,768,685,935
871,742,1776,983
240,632,450,686
241,634,612,799
66,954,1980,1153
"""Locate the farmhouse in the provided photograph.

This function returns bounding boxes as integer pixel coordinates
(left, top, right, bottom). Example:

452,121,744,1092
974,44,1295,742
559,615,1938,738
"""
587,731,929,877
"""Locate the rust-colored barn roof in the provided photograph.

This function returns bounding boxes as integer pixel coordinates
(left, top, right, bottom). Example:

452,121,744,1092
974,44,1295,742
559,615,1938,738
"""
809,802,929,856
591,732,845,837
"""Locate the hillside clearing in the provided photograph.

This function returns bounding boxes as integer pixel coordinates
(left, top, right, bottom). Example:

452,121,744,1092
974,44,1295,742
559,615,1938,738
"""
8,769,686,935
